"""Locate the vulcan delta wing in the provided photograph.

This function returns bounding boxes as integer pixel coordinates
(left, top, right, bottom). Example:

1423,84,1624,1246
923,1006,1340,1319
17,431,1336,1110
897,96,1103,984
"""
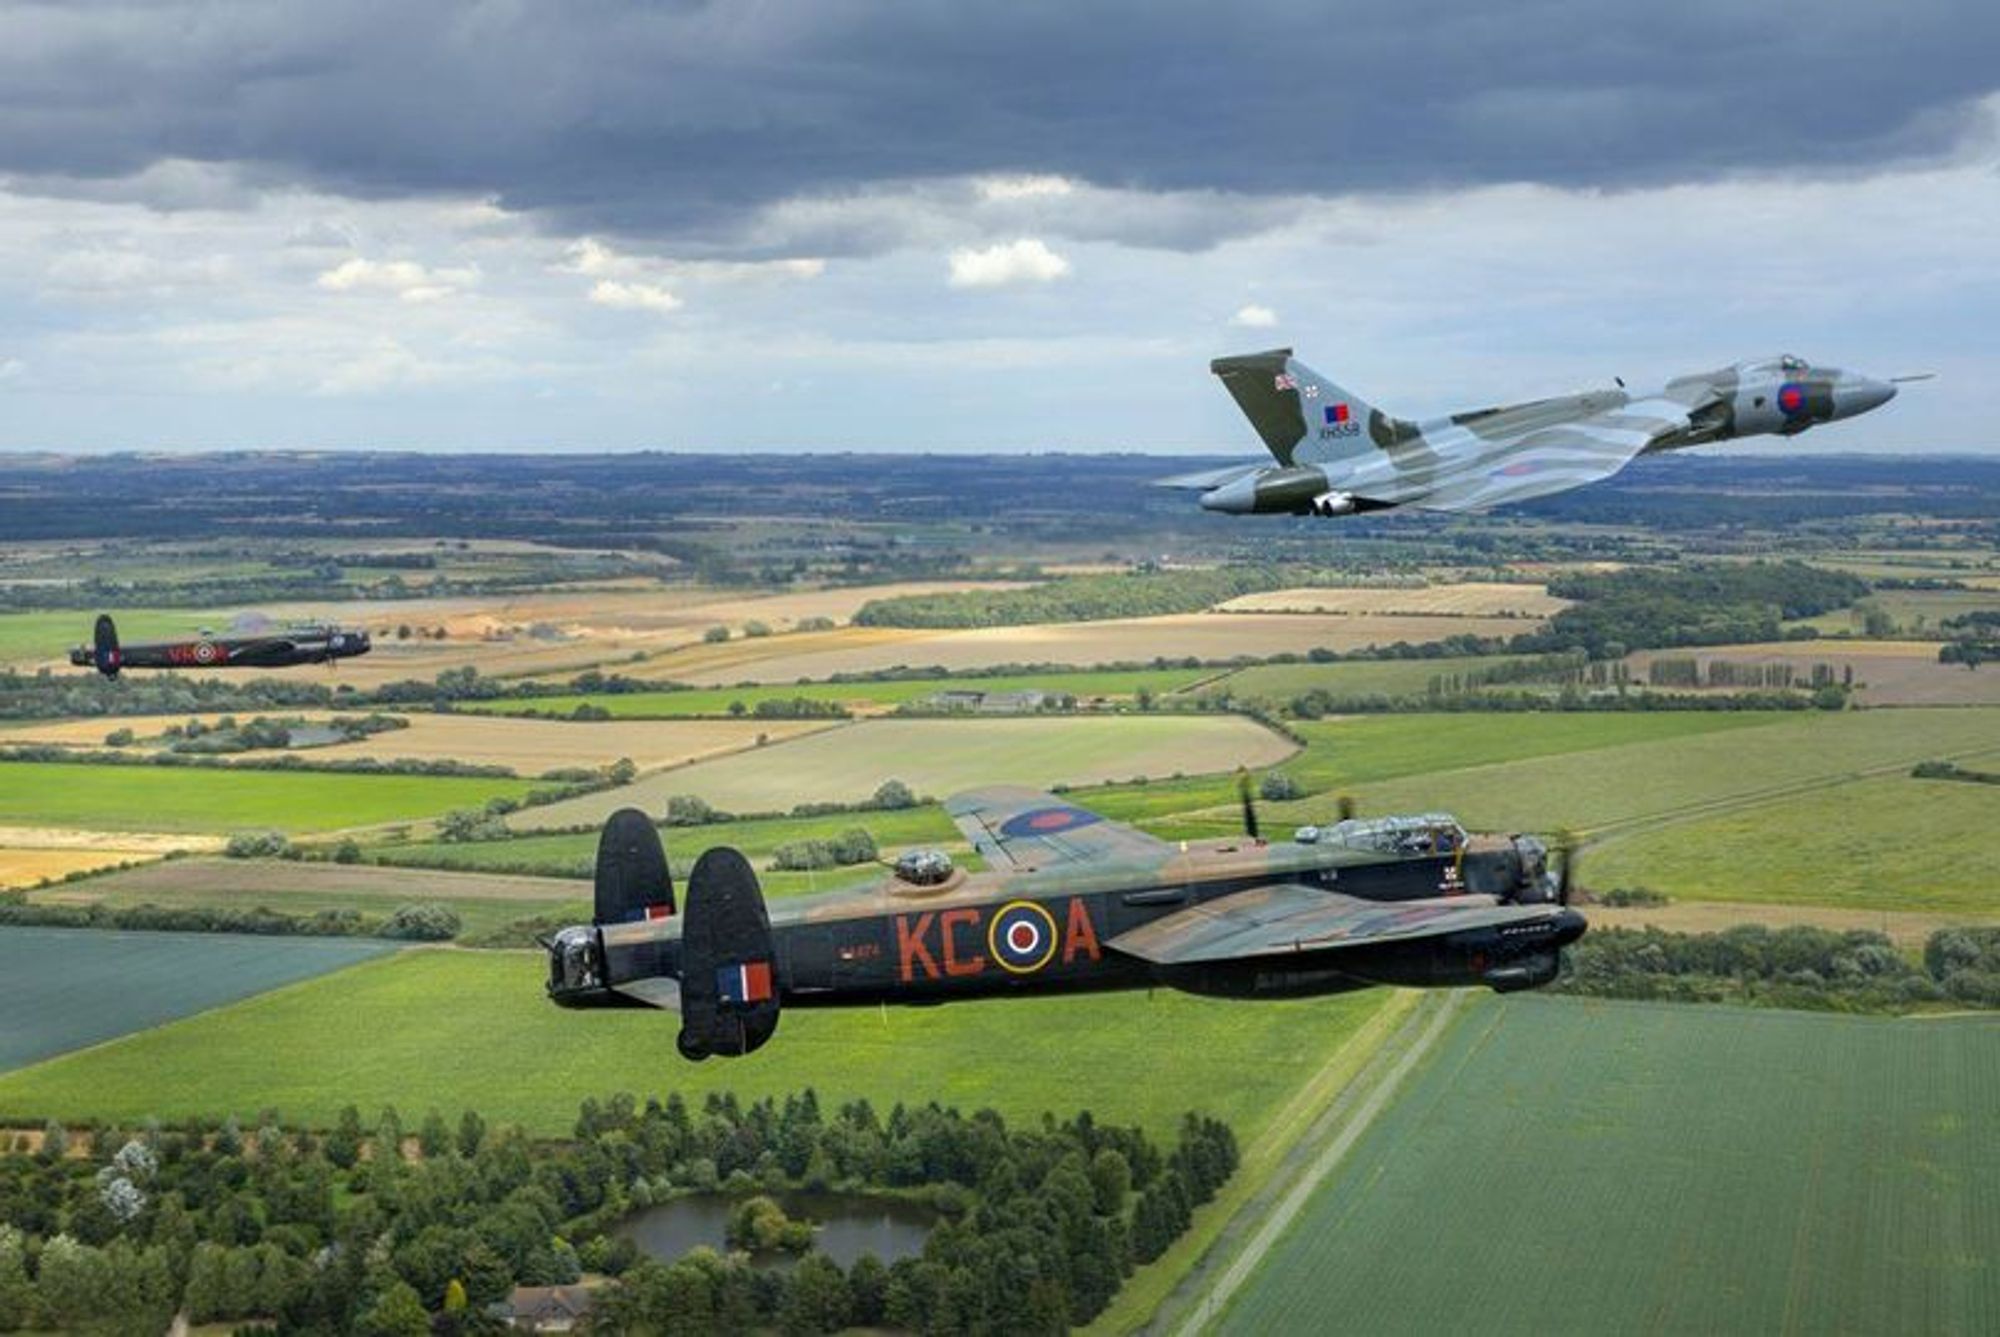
545,784,1586,1060
69,614,371,677
1164,349,1912,518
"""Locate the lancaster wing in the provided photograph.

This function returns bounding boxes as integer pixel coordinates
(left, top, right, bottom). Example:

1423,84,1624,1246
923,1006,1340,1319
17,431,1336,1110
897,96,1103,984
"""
1407,396,1693,512
1108,884,1569,965
945,786,1169,870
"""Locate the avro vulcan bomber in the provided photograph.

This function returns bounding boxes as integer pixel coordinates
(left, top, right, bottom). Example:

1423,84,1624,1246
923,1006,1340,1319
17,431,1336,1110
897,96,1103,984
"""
546,785,1586,1060
1165,351,1922,518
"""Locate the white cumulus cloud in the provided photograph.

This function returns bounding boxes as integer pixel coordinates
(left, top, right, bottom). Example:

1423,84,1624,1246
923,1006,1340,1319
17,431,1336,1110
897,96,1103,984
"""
946,237,1071,288
1231,303,1279,328
315,257,477,301
976,175,1077,202
587,279,683,313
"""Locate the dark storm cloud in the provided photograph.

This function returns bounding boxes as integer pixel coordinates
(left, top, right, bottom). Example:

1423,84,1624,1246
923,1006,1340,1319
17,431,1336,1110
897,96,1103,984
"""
3,0,1995,253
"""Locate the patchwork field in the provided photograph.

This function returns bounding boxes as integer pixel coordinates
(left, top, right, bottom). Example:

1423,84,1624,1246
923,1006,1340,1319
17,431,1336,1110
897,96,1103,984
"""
619,612,1543,686
0,927,392,1074
0,948,1391,1143
1215,582,1567,617
1215,996,2000,1335
1628,640,2000,706
31,858,590,939
0,762,541,834
1585,899,2000,948
509,714,1298,828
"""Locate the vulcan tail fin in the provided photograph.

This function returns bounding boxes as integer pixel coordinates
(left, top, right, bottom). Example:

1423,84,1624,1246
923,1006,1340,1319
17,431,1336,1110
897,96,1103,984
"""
92,615,122,678
1211,349,1411,467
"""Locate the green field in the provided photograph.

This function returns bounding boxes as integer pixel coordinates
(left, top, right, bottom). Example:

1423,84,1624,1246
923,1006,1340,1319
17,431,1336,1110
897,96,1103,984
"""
1216,995,2000,1335
1314,706,2000,843
0,608,238,665
0,927,391,1073
459,667,1215,718
1077,710,1782,830
0,948,1389,1142
1589,772,2000,912
0,761,540,834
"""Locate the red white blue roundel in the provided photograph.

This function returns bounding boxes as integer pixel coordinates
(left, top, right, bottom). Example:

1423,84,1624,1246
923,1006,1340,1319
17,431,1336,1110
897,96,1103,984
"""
988,900,1059,974
998,805,1103,839
1778,382,1807,415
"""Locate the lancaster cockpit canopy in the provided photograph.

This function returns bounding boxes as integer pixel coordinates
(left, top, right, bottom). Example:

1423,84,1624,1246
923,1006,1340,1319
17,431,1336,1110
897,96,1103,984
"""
1295,813,1466,857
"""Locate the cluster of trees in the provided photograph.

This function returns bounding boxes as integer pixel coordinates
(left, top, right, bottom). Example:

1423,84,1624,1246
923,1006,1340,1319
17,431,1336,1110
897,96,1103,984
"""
0,741,518,780
1937,609,1999,668
1514,562,1868,658
769,828,878,872
1282,685,1825,718
725,697,850,719
1553,924,2000,1012
583,1095,1238,1335
0,667,339,723
0,1090,1234,1335
853,566,1302,629
0,896,461,942
1912,760,2000,786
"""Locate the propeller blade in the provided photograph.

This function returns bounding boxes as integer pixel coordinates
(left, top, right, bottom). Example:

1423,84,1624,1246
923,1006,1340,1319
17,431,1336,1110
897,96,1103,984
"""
1554,829,1578,906
1336,794,1357,822
1235,768,1261,842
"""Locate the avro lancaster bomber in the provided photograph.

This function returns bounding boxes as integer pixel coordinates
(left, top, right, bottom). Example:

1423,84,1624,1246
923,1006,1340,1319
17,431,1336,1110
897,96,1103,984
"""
546,784,1586,1059
71,614,371,676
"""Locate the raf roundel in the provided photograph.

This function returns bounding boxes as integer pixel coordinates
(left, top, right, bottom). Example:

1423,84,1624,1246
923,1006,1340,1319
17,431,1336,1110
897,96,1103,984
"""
998,805,1103,839
1778,382,1807,415
988,900,1060,974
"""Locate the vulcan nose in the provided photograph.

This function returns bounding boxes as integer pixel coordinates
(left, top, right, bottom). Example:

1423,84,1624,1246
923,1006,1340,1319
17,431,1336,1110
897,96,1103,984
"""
1835,377,1896,418
1199,474,1260,513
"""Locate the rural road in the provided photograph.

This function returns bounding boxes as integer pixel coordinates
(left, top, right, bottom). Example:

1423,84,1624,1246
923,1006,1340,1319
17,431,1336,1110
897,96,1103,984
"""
1154,988,1468,1336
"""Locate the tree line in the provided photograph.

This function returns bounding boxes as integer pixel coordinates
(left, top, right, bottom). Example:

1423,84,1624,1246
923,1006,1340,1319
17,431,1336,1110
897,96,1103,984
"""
1552,924,2000,1012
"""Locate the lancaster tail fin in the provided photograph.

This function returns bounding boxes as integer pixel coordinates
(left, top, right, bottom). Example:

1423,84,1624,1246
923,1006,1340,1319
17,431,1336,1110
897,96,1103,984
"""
93,615,122,678
1211,349,1411,467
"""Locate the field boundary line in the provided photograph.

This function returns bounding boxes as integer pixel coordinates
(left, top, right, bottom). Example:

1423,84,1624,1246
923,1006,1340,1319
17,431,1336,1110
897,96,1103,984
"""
1154,988,1467,1337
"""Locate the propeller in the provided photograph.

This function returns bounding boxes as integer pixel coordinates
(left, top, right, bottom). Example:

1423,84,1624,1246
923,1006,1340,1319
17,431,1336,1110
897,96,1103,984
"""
1553,828,1579,906
1235,768,1261,842
1336,794,1357,822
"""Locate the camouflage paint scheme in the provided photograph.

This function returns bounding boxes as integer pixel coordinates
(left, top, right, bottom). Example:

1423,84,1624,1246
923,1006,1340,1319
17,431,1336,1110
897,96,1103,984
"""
70,613,371,677
547,788,1585,1059
1167,350,1902,517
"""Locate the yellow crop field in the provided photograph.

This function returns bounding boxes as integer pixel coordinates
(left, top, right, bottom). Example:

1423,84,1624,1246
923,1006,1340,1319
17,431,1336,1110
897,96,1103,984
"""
1216,582,1568,617
629,612,1538,686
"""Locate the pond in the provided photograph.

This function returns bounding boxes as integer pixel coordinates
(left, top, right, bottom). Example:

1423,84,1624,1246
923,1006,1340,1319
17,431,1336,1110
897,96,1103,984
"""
616,1191,938,1269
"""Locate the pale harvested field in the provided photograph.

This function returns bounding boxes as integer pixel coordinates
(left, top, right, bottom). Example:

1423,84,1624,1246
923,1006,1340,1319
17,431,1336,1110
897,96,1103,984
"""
35,857,584,905
625,613,1538,687
0,713,831,775
512,714,1297,828
1627,640,2000,706
1586,900,1999,948
0,826,222,855
1217,582,1567,617
312,713,830,774
12,581,1028,686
